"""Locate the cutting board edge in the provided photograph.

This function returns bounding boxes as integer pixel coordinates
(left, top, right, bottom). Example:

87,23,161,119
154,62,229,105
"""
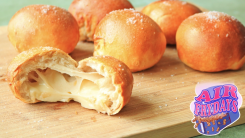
124,104,245,138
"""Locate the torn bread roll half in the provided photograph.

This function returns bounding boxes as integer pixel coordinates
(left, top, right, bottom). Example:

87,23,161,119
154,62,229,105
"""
7,47,133,115
68,0,134,41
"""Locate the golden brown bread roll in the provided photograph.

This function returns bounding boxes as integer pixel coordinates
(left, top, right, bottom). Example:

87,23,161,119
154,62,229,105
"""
7,47,133,115
68,0,134,41
94,9,166,72
176,11,245,72
142,0,202,44
8,5,79,53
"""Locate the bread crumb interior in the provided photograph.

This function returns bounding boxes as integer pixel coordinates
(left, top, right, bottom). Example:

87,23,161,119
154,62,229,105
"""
24,64,118,114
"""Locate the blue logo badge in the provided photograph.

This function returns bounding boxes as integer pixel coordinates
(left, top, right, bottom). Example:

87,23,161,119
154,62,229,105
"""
190,83,242,135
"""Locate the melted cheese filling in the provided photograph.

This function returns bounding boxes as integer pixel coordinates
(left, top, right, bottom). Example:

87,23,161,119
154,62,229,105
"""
24,65,118,114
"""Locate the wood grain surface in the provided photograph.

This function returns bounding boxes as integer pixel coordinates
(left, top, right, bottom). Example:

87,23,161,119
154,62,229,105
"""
0,24,244,138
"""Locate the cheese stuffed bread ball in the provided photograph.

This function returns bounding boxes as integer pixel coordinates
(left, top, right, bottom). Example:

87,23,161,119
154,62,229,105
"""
94,9,166,72
8,5,79,53
68,0,134,41
176,11,245,72
7,47,133,115
142,0,202,44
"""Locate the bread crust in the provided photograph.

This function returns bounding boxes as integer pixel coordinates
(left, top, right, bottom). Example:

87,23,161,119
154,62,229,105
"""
142,0,201,44
8,5,79,53
176,11,245,72
94,9,166,72
7,47,133,115
68,0,134,41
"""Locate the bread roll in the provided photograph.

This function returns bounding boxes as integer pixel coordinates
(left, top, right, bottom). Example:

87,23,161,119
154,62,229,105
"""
176,11,245,72
8,5,79,53
142,0,202,44
7,47,133,115
94,9,166,72
68,0,134,41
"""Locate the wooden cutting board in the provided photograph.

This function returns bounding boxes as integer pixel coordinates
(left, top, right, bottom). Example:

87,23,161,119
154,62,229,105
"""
0,15,245,137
